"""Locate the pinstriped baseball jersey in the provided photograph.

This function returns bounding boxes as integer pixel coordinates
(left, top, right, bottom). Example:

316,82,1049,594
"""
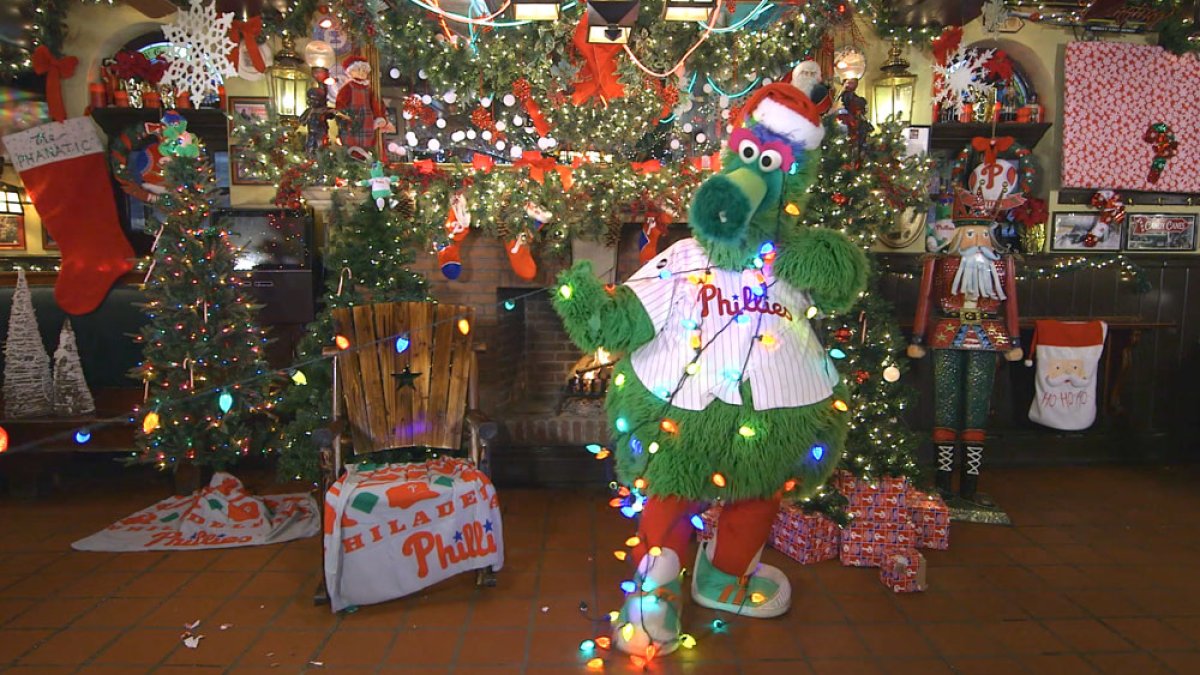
626,238,838,412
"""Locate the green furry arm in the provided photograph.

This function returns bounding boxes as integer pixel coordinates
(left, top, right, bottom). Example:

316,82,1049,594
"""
552,260,656,353
773,228,868,313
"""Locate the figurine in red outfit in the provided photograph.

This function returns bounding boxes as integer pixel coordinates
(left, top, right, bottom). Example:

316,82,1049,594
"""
907,187,1024,508
335,55,388,154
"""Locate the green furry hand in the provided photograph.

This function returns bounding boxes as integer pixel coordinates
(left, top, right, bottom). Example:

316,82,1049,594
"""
552,260,655,354
774,228,868,313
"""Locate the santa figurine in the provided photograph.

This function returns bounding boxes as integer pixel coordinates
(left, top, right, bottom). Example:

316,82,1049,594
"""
335,55,388,153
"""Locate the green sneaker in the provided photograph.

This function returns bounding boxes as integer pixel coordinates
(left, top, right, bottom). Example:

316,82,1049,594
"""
613,548,684,657
690,541,791,618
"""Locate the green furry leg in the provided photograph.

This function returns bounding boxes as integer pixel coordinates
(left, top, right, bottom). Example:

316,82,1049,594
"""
605,359,848,502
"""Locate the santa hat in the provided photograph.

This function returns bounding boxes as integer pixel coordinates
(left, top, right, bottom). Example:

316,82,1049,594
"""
738,81,825,151
342,55,368,70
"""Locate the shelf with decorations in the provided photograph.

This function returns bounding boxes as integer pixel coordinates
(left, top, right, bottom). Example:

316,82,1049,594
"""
90,107,229,152
929,122,1052,153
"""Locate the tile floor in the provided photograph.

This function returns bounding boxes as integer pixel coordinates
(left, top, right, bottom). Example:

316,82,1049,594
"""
1,464,1198,674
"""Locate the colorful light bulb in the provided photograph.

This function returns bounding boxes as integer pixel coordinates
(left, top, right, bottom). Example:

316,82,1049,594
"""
711,473,727,488
218,392,233,413
334,334,351,350
559,284,573,299
395,335,411,353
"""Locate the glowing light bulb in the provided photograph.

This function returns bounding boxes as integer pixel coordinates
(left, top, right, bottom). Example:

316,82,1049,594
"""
621,623,635,641
291,370,308,386
784,479,797,491
751,592,767,604
833,399,850,412
784,202,801,216
457,319,471,335
712,618,727,631
615,417,630,433
595,449,611,460
142,412,160,434
685,362,700,375
580,639,596,653
711,473,727,488
830,348,847,359
587,657,604,670
883,365,901,382
598,635,613,647
648,442,660,454
614,373,626,387
690,514,705,530
625,535,640,547
759,242,775,256
806,306,819,319
395,335,411,353
74,429,91,444
0,425,9,453
613,550,627,561
620,581,636,593
218,392,234,413
503,300,517,311
738,425,756,438
658,269,671,280
586,444,603,454
660,419,679,434
648,545,662,556
559,284,573,299
335,334,351,350
811,444,826,461
634,478,647,490
680,634,697,649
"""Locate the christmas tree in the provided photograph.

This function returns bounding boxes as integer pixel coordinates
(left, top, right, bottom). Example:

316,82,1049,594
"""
275,195,429,481
3,269,53,418
130,144,279,471
52,320,96,417
801,115,931,516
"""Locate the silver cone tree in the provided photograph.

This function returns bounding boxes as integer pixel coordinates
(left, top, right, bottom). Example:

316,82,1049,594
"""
3,269,53,418
52,320,95,417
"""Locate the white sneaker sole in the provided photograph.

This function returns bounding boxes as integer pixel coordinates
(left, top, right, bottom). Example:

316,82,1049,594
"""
690,557,792,619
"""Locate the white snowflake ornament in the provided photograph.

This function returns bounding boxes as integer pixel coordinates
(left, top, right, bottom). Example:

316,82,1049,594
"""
932,46,996,119
162,0,237,100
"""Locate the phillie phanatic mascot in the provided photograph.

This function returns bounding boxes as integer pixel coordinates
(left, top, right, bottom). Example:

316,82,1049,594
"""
553,63,867,656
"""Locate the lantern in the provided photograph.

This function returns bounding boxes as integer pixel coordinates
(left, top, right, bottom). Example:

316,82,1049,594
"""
266,35,309,123
872,42,917,126
833,46,867,82
663,0,715,22
586,0,639,44
512,0,561,20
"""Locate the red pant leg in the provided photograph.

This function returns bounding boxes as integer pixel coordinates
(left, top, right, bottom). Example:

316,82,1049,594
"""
711,497,781,576
632,495,701,562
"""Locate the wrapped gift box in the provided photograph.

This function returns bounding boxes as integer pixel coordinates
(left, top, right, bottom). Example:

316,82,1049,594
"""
769,503,840,565
840,518,920,567
905,488,950,550
880,548,928,593
834,471,909,510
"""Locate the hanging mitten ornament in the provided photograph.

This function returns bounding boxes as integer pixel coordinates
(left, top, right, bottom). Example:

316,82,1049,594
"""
357,161,400,211
638,209,673,265
438,192,471,280
2,118,135,315
506,203,551,281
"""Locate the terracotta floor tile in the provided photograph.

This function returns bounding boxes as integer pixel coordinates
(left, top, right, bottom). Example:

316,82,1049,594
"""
795,624,867,659
0,597,37,625
1065,590,1147,618
526,628,594,665
470,595,535,628
54,571,138,598
93,552,167,573
874,657,956,675
210,547,282,572
1153,650,1200,673
455,628,529,666
1008,591,1088,619
153,548,226,572
808,657,885,674
315,628,397,665
74,597,160,628
1,668,80,675
91,627,179,665
337,599,409,629
239,570,315,597
943,655,1027,675
115,571,193,598
787,592,847,623
919,622,1006,657
1164,616,1200,644
211,595,290,628
236,628,329,666
857,623,936,658
892,592,971,623
726,621,805,660
1044,618,1134,652
403,594,474,628
1102,617,1194,651
0,628,53,663
5,597,94,628
384,629,460,665
987,620,1068,654
135,595,223,629
1085,652,1175,675
176,570,254,597
162,624,258,666
835,594,905,623
16,628,120,666
1020,653,1100,675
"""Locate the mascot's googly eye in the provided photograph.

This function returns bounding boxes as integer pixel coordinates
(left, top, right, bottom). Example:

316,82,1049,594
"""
759,150,784,173
738,139,760,163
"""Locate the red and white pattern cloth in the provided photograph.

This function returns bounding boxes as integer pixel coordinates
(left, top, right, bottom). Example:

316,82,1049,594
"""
1027,320,1108,431
1063,42,1200,192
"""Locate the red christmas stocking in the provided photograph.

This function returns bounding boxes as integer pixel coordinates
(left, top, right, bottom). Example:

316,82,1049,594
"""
3,118,134,315
437,192,471,280
506,203,551,281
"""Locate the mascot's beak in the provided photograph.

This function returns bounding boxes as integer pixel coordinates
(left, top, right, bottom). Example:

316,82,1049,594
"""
689,167,767,243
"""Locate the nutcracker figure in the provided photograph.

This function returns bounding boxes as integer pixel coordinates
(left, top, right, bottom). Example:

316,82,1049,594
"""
907,187,1024,506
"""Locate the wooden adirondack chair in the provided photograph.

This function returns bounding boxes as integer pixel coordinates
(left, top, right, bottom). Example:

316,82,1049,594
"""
314,302,499,605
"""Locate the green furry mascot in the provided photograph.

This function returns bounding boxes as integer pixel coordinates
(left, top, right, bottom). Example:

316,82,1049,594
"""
554,64,868,658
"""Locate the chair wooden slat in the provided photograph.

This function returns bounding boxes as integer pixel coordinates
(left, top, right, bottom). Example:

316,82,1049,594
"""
352,304,388,452
408,302,434,447
444,307,474,449
332,309,367,454
428,304,457,449
390,303,415,449
374,303,405,449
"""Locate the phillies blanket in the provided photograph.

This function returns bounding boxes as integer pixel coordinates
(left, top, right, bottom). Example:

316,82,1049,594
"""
72,473,319,551
323,457,504,612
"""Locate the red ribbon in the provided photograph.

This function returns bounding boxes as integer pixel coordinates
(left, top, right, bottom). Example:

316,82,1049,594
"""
514,151,574,190
630,160,662,175
971,135,1014,166
227,17,266,73
32,46,77,122
413,159,437,175
471,154,495,173
570,15,625,105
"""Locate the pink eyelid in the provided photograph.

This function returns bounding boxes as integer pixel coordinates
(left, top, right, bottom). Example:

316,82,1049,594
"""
761,141,794,170
729,128,758,152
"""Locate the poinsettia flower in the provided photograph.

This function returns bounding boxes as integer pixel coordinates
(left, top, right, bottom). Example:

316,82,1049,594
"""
984,50,1013,83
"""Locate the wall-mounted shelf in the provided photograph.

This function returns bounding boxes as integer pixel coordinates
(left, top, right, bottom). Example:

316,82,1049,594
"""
90,107,229,152
929,122,1052,153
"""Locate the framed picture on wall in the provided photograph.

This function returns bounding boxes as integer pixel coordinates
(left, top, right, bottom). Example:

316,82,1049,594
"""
1050,212,1121,252
42,227,57,250
227,96,270,145
0,214,26,250
229,145,271,186
1124,213,1198,252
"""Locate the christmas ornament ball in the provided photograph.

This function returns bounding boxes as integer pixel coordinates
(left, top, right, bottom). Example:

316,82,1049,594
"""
883,365,901,383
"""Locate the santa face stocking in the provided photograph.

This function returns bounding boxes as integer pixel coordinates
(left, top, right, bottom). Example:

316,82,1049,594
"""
507,203,551,281
438,192,471,280
3,118,135,315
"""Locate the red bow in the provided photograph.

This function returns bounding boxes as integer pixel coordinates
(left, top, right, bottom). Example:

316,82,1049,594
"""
570,15,625,105
514,151,574,190
413,159,437,175
971,135,1014,165
630,160,662,175
471,154,495,173
227,17,266,73
32,46,77,122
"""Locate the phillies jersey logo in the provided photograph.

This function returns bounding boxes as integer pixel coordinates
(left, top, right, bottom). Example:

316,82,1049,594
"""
698,284,794,322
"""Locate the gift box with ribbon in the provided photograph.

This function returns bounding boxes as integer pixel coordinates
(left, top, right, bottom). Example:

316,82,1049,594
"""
880,549,928,593
906,488,950,550
769,503,840,565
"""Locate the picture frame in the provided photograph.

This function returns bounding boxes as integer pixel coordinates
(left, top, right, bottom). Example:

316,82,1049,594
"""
1123,213,1198,252
901,125,930,158
41,226,57,251
1050,211,1121,252
0,214,26,250
227,96,270,145
229,145,272,186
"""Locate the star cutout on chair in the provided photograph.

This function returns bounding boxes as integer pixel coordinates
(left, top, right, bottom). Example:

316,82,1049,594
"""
392,366,422,390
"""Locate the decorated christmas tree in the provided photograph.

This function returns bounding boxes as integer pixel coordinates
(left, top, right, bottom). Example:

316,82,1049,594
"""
801,116,931,516
275,196,429,481
3,269,53,418
130,139,279,471
51,320,96,417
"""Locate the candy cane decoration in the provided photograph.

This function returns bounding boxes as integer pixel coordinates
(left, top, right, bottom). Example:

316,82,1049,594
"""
1085,190,1124,248
1143,122,1178,184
